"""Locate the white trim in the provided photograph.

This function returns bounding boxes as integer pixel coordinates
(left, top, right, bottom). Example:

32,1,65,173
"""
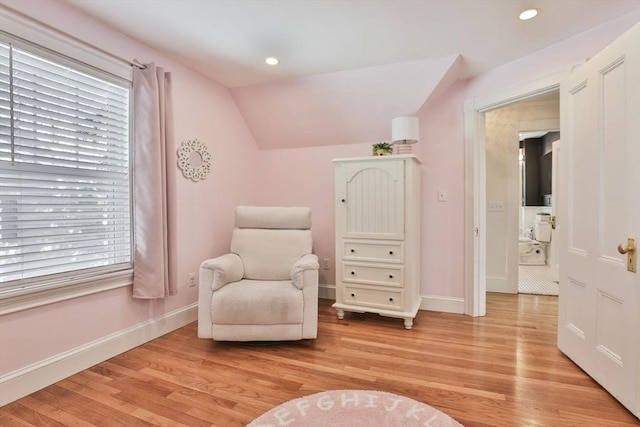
319,283,336,300
419,294,465,314
486,276,514,294
0,270,133,315
463,103,486,317
0,4,132,81
463,68,574,317
0,303,197,406
465,70,568,113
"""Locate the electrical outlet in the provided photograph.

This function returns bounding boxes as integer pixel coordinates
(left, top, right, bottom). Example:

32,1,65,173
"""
322,258,330,270
188,272,196,287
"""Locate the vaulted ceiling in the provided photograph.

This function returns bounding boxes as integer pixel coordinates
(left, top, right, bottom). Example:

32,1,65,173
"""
64,0,639,88
61,0,640,148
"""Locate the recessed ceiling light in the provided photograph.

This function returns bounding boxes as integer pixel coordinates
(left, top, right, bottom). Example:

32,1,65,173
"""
519,8,538,21
265,57,280,66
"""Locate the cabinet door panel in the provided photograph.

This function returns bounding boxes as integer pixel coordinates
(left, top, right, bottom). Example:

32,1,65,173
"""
340,160,404,240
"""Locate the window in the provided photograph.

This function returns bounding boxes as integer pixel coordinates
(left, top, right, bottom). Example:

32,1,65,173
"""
0,37,132,299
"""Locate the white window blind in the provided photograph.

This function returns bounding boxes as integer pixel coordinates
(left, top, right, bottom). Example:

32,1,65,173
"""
0,40,132,291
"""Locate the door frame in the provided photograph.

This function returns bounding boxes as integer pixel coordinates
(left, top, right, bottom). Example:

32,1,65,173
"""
463,68,578,316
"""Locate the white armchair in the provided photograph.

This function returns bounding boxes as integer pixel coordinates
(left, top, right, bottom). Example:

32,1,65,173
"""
198,206,319,341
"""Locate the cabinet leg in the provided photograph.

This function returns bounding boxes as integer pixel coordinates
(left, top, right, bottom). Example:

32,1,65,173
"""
337,309,345,320
404,318,413,329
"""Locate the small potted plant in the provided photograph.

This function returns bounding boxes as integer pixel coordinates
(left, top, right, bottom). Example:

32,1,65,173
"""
372,142,393,156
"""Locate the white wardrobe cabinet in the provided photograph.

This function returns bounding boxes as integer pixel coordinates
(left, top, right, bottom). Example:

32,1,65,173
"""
332,155,421,329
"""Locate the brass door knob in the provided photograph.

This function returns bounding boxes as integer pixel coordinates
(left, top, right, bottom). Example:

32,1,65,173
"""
618,237,637,273
618,241,636,254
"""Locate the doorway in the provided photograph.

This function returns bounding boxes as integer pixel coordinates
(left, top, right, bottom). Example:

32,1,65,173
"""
463,71,567,317
483,92,560,298
464,24,640,417
517,129,559,295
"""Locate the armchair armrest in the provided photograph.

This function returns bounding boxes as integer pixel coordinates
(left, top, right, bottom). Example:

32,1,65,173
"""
198,253,243,339
200,253,244,292
291,254,319,289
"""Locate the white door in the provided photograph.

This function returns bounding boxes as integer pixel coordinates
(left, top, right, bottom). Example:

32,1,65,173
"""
558,22,639,418
550,140,560,283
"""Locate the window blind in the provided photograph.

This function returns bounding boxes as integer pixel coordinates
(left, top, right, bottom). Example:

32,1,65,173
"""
0,41,132,290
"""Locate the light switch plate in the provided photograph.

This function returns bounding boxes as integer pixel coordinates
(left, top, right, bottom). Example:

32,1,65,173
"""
488,201,505,212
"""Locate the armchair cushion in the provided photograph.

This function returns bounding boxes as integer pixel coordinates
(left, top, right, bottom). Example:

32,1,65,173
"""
235,205,311,229
211,280,303,325
231,228,312,280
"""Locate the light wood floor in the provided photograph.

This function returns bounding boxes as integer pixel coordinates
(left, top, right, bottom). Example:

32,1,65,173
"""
2,293,638,426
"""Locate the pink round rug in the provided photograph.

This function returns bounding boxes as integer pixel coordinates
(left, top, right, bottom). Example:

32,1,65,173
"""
248,390,464,426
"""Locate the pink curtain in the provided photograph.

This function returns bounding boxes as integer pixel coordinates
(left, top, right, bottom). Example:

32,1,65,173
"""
132,63,176,298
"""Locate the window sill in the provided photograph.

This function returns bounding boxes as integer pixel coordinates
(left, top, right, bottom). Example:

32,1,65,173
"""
0,270,133,315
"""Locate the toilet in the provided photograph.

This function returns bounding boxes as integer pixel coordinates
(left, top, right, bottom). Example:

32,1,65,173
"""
519,213,552,265
519,237,545,265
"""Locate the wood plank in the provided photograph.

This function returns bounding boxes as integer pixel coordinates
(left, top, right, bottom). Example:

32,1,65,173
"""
1,294,638,426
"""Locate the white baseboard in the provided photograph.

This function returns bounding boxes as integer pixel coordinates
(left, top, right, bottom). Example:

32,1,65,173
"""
319,283,335,300
487,275,512,294
319,283,465,314
0,303,197,406
419,294,465,314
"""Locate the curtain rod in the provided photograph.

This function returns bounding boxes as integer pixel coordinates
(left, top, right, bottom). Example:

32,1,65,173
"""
131,59,147,69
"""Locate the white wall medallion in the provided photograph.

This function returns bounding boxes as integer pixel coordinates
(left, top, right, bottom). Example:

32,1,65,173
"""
177,138,211,182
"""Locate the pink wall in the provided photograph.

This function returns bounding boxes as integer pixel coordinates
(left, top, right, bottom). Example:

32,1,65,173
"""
414,81,469,297
257,143,367,285
254,10,639,301
255,82,470,298
0,0,260,375
232,56,460,150
1,0,638,381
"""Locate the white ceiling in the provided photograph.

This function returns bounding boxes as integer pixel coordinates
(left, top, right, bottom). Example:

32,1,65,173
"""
63,0,640,88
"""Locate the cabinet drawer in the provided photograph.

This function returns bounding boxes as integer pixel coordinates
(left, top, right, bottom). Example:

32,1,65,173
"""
343,240,403,263
343,263,403,287
344,286,402,310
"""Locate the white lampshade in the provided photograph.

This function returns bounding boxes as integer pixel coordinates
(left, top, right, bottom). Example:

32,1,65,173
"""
392,116,419,154
392,116,419,144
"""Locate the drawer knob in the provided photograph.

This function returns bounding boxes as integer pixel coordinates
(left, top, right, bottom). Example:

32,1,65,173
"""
389,274,393,279
351,271,355,275
389,297,394,302
351,293,355,297
350,249,355,253
341,198,346,203
389,251,394,255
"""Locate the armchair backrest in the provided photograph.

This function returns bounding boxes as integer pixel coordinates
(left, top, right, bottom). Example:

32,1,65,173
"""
230,206,313,280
